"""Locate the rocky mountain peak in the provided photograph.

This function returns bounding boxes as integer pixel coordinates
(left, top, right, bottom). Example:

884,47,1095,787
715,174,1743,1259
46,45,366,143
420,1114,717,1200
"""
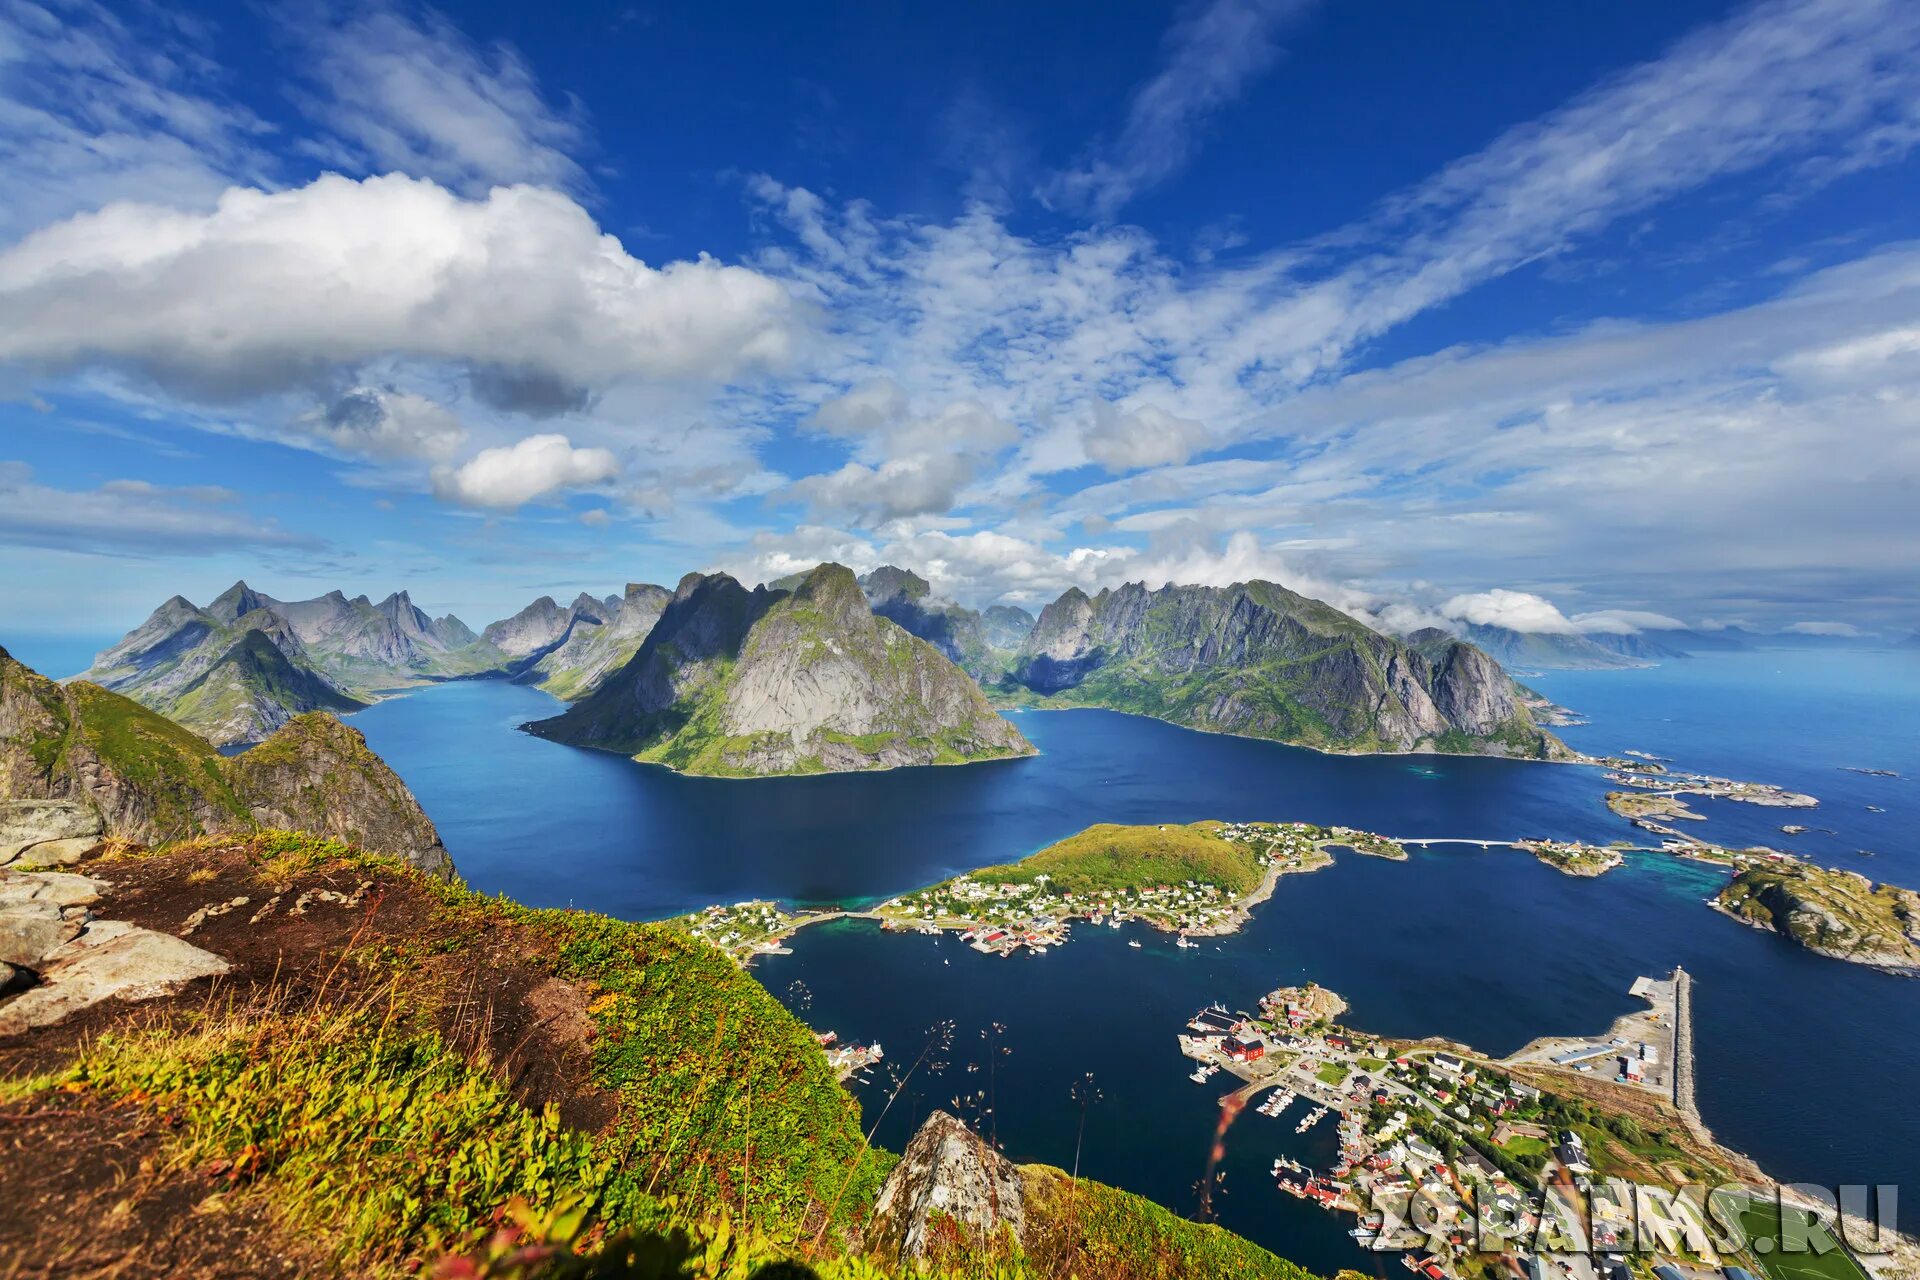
861,564,932,603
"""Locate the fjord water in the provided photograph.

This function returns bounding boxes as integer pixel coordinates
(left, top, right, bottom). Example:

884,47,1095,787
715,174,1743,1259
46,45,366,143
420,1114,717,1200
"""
338,651,1920,1271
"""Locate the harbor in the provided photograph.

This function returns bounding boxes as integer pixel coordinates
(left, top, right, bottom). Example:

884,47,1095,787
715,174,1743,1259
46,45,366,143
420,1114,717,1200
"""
1164,972,1867,1280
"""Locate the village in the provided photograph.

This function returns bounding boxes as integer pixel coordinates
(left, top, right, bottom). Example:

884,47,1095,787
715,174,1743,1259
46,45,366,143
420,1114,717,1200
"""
1170,976,1868,1280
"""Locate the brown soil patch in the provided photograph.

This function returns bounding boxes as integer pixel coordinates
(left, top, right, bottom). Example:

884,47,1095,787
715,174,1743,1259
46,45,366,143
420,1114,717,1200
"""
0,1091,328,1279
0,841,621,1270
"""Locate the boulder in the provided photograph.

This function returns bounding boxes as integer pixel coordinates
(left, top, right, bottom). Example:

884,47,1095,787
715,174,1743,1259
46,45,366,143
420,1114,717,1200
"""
0,899,84,968
868,1111,1026,1264
0,920,230,1035
0,799,103,865
0,870,106,910
11,837,101,868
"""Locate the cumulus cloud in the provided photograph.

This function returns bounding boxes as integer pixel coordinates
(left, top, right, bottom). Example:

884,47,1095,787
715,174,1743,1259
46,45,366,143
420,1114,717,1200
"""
289,6,589,196
786,382,1019,523
1440,589,1577,635
1082,402,1212,472
431,433,618,509
305,386,467,461
0,173,803,407
787,455,983,524
0,461,316,556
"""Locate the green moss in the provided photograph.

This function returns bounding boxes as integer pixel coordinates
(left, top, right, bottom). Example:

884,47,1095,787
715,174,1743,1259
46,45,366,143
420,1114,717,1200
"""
65,681,251,834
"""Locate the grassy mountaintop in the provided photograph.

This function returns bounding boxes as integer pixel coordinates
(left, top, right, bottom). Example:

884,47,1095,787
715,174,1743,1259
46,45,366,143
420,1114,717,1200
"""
3,646,448,872
972,821,1267,897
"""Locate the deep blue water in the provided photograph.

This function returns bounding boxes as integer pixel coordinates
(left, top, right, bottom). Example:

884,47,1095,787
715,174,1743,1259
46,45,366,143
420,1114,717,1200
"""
16,629,1919,1271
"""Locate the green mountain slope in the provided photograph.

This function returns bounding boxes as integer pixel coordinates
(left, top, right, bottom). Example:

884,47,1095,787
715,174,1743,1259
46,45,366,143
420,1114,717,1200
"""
530,564,1035,776
1005,581,1565,758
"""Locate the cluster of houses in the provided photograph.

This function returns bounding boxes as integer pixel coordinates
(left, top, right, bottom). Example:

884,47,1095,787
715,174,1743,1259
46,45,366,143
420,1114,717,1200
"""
676,899,796,959
1176,998,1767,1280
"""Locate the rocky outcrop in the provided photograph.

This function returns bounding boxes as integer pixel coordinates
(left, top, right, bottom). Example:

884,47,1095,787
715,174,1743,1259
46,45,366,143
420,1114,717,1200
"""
869,1111,1027,1264
2,647,453,878
223,714,452,879
1452,622,1648,671
1,800,103,867
1008,582,1565,758
75,581,505,744
0,868,230,1035
530,564,1035,776
1716,863,1920,975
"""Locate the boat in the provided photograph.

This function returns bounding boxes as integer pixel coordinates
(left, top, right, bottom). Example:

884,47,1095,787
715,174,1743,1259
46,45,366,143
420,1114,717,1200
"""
1128,939,1142,948
1190,1068,1211,1083
1296,1105,1329,1133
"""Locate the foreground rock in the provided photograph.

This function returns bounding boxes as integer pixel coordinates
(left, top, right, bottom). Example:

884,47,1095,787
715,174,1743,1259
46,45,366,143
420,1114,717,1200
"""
0,799,103,867
530,564,1035,776
870,1111,1027,1262
2,646,453,877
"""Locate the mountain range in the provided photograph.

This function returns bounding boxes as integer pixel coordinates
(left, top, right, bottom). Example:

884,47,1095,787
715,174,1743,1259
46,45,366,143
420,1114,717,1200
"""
73,582,505,744
482,583,675,700
857,565,1034,681
528,563,1035,776
68,563,1581,771
997,582,1567,758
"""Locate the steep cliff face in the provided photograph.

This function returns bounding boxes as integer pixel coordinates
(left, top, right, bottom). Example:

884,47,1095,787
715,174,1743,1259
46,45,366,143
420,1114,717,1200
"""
77,582,504,744
223,713,451,879
858,566,1031,682
1,647,451,876
1008,581,1563,757
529,564,1034,776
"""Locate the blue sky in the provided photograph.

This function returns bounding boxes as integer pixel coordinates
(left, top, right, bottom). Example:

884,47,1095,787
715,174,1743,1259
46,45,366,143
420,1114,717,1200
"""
1,0,1917,646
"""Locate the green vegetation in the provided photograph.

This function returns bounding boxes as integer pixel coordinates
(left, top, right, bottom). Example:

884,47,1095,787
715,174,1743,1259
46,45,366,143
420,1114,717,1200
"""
972,822,1265,897
1019,1166,1318,1280
1723,1194,1871,1280
64,680,253,836
1316,1061,1351,1087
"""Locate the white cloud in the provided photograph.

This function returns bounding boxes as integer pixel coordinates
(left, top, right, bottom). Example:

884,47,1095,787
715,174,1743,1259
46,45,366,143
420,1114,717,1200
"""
0,461,316,555
1440,590,1577,635
1082,402,1212,472
305,386,467,461
431,433,618,509
1042,0,1316,218
1785,620,1862,636
0,173,804,407
1571,610,1690,635
289,7,590,196
787,455,983,524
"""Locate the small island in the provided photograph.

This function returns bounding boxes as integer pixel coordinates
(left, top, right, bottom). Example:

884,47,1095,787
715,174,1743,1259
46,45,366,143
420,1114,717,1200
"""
1715,862,1920,976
